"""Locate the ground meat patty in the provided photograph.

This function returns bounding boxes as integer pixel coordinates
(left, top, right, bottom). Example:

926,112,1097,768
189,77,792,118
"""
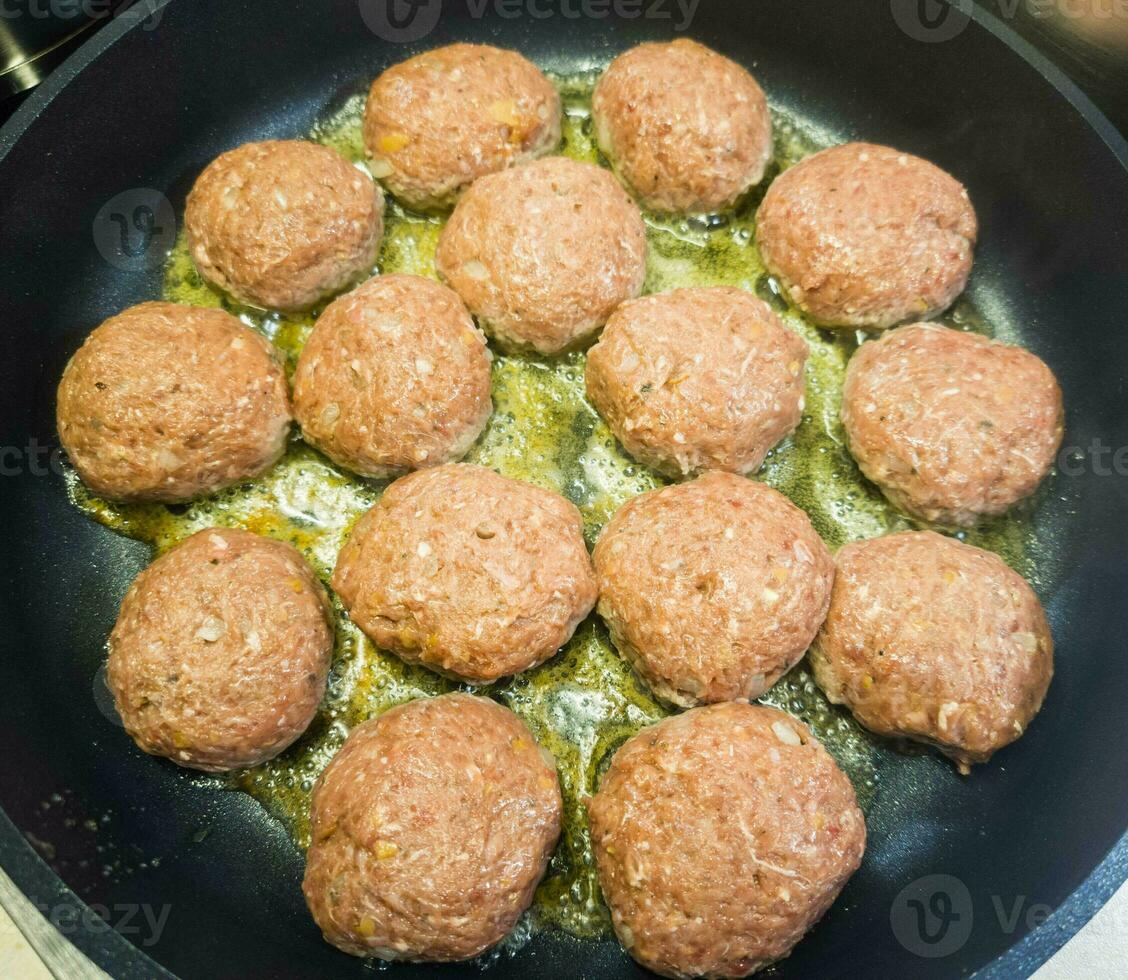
107,528,333,772
302,693,562,961
810,530,1053,773
332,464,597,683
588,702,865,979
755,142,977,329
592,39,773,214
593,472,834,706
585,286,808,477
186,140,384,312
435,156,647,354
292,274,492,478
56,302,291,503
364,43,561,211
841,322,1064,526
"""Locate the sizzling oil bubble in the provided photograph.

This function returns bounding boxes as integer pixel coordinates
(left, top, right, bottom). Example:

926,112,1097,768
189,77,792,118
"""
68,72,1042,941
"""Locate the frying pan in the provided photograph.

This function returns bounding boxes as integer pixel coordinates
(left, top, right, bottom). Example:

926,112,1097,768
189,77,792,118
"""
2,0,1128,976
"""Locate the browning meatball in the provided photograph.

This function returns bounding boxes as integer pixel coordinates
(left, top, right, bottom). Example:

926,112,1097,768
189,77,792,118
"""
57,302,291,503
841,322,1064,526
292,274,492,478
755,142,977,329
810,530,1054,773
302,693,562,961
332,464,597,683
588,702,865,979
107,528,333,772
593,472,834,706
364,43,561,211
592,39,773,213
585,286,808,477
186,140,384,312
435,156,647,354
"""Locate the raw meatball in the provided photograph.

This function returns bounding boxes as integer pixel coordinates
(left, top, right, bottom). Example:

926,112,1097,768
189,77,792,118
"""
56,302,291,503
588,702,865,979
593,472,834,706
364,43,561,211
842,323,1064,526
186,140,384,312
302,693,562,961
107,528,333,772
332,464,597,684
585,286,808,477
810,530,1053,773
435,156,647,354
755,142,977,329
592,39,773,213
292,274,492,478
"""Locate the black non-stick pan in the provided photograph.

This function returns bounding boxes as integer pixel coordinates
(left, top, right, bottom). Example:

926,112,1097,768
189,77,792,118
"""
2,1,1128,977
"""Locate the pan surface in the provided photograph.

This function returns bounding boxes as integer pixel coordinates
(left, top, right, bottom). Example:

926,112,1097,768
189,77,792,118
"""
1,1,1128,977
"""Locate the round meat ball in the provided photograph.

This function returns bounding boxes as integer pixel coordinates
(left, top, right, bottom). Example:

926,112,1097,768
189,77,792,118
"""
588,701,865,979
332,464,597,684
592,39,773,214
57,302,291,503
842,322,1064,526
364,43,561,211
810,530,1053,773
107,528,333,772
593,472,834,706
302,693,562,961
755,142,977,329
186,140,384,312
586,286,808,478
435,156,647,354
292,274,492,478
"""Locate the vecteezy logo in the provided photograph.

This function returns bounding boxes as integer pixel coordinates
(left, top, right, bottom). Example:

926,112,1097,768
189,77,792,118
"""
93,662,124,729
92,188,177,272
359,0,443,42
890,0,973,43
890,874,974,957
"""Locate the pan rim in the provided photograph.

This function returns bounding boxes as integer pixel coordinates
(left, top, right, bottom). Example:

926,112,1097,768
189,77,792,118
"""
0,0,1126,976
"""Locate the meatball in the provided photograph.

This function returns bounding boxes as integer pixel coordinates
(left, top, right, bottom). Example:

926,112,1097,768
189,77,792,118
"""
588,702,865,979
586,286,808,478
593,472,834,706
755,142,977,329
107,528,333,772
364,43,561,211
186,140,384,312
435,156,647,354
302,693,562,961
57,302,291,503
332,464,597,684
841,322,1064,526
292,274,492,478
592,39,773,214
810,530,1053,773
